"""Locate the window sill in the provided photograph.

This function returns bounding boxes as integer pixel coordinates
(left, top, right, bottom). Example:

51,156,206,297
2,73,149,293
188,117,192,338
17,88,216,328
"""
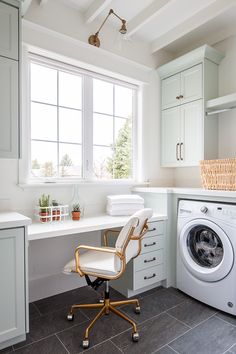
18,180,149,189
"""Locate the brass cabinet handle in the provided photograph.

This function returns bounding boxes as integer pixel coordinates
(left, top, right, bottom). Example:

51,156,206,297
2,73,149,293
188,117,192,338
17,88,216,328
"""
180,143,184,161
176,143,180,161
144,257,156,263
179,95,184,99
144,273,156,280
176,96,180,99
144,242,156,247
148,228,156,232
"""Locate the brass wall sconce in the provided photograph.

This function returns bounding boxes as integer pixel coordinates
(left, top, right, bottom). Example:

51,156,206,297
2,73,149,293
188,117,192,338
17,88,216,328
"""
88,9,127,47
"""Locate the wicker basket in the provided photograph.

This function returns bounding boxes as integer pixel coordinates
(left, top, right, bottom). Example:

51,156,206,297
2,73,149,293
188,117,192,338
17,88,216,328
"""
200,159,236,190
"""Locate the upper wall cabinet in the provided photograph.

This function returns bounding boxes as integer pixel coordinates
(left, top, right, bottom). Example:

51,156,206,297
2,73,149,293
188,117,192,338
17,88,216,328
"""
158,45,224,168
0,0,20,159
0,2,18,60
162,64,202,110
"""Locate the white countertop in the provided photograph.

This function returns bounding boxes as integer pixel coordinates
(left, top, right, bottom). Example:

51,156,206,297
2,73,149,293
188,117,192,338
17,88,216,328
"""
28,213,167,241
133,187,236,198
0,212,31,229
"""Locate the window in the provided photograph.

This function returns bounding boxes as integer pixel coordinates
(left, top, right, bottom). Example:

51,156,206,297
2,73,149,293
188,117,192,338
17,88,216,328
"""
29,55,137,182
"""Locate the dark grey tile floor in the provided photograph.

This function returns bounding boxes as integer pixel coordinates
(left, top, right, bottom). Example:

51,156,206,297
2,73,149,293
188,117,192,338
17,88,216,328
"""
3,285,236,354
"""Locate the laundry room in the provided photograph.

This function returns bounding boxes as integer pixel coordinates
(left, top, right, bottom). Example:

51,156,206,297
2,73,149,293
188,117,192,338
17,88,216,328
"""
1,0,236,353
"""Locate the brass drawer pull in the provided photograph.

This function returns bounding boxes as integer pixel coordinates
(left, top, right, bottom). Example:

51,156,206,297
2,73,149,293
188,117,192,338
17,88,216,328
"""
176,96,180,99
144,242,156,247
144,273,156,280
144,257,156,263
148,227,156,232
179,95,184,99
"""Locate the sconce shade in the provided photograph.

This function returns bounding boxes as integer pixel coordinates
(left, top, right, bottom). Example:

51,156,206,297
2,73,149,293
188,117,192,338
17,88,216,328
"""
88,34,100,47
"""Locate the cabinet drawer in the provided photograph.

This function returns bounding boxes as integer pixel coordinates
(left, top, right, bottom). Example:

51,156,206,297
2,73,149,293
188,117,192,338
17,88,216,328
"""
134,264,164,290
141,235,164,254
146,221,164,237
134,249,164,272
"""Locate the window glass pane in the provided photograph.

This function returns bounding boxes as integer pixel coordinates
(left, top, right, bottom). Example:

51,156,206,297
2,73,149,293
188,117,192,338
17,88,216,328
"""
93,79,113,115
113,117,133,179
31,103,57,141
59,108,82,143
93,113,113,146
115,85,133,118
93,146,113,179
59,71,82,109
59,143,82,177
31,141,57,178
115,117,127,140
31,63,57,104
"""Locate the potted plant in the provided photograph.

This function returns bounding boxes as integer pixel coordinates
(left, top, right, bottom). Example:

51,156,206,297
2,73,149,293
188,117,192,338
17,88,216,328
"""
39,194,50,223
71,203,81,221
52,200,61,221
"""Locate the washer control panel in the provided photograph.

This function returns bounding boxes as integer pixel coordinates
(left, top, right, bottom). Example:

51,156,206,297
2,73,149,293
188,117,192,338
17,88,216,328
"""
179,200,236,223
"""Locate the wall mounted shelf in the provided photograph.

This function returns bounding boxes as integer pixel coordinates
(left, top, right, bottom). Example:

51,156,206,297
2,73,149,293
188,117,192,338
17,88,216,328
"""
206,92,236,115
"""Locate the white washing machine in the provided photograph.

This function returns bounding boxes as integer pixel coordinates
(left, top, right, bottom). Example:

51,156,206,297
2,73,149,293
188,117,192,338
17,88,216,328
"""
177,199,236,315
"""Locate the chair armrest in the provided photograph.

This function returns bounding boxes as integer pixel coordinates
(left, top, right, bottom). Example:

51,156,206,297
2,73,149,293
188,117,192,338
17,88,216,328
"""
103,229,120,246
74,244,123,275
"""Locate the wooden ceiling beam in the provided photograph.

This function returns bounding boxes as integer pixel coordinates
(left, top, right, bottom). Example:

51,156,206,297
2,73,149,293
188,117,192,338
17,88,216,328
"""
127,0,171,37
84,0,112,24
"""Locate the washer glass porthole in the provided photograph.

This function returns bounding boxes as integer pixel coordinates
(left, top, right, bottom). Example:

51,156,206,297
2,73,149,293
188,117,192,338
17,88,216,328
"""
187,225,224,268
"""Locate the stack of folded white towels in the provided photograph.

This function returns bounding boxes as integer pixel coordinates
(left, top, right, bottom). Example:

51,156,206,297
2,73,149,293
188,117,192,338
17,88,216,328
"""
106,194,144,216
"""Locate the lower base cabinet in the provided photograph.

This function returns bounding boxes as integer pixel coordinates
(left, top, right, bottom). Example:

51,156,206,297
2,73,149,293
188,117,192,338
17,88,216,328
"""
0,227,26,350
111,220,166,297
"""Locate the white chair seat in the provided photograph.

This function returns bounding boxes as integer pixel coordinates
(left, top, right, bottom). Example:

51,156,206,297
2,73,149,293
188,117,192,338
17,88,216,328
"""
63,248,121,277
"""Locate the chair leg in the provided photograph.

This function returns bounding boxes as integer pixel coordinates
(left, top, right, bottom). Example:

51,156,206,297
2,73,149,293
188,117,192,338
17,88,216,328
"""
109,304,138,334
110,299,140,308
69,302,103,314
84,305,106,340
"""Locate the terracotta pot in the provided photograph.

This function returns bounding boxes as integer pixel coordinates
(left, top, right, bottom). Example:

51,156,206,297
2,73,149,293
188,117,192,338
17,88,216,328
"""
52,209,61,221
72,211,81,221
39,211,50,223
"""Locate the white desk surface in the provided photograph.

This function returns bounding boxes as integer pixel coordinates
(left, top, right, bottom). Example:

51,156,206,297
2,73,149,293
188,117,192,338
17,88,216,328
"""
28,213,167,241
0,212,31,230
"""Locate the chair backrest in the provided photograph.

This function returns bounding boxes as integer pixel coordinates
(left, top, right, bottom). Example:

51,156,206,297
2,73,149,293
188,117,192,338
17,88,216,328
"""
115,208,153,264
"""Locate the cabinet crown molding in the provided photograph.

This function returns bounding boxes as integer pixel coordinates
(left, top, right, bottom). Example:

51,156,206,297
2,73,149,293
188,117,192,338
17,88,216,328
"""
157,44,224,79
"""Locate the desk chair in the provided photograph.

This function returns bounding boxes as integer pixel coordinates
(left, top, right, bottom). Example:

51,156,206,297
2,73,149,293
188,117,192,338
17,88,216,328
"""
63,208,153,349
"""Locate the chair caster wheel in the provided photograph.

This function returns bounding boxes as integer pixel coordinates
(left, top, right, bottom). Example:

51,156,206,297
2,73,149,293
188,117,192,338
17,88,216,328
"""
67,313,74,321
132,332,139,342
135,306,141,314
98,298,104,304
82,339,89,349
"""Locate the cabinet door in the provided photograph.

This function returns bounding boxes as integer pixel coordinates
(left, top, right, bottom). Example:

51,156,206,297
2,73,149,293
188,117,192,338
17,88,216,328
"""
161,106,181,167
0,57,19,158
0,228,25,343
180,100,203,166
162,73,181,109
181,64,202,105
0,2,18,60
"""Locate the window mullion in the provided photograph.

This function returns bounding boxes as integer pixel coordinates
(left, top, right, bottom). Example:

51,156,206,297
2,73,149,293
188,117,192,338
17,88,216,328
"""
83,75,93,179
57,70,60,178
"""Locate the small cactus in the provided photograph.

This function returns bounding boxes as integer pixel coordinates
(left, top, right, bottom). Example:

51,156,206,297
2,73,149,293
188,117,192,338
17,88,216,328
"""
72,203,80,212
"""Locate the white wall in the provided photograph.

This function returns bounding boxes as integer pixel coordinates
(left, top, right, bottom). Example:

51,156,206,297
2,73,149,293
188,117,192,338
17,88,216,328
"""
173,34,236,187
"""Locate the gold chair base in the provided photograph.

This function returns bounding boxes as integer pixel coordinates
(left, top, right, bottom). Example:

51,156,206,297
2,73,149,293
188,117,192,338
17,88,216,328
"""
68,297,140,341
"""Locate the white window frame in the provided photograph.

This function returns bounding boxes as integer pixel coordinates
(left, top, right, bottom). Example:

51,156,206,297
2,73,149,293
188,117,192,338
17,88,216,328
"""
19,49,140,185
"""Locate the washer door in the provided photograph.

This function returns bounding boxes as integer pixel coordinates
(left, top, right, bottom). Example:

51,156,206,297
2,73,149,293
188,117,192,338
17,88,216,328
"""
179,219,234,282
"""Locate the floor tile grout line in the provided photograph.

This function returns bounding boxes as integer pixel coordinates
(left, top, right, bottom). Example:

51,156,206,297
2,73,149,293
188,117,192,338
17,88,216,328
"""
167,344,181,354
109,339,125,353
31,302,43,317
13,334,56,352
165,312,192,329
55,333,70,354
167,312,223,350
215,314,236,328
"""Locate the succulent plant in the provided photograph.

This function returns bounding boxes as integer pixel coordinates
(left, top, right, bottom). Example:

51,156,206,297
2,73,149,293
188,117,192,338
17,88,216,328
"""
39,194,50,213
72,203,80,212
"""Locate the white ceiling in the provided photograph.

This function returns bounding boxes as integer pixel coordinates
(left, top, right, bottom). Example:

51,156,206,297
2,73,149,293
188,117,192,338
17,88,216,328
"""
22,0,236,55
